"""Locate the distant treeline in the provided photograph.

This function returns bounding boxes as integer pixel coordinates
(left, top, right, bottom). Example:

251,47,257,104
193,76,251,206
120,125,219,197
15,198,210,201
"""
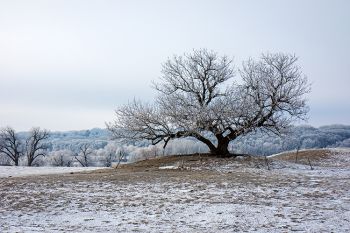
25,124,350,155
231,124,350,155
2,124,347,167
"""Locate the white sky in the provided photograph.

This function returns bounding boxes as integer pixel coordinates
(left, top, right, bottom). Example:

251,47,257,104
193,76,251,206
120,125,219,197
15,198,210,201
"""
0,0,349,131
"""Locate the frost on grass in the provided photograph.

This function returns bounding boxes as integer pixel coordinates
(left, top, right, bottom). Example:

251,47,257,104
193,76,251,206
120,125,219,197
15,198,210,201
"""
0,149,349,232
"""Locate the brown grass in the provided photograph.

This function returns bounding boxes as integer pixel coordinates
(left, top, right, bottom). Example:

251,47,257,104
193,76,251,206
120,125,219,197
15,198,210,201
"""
272,149,331,162
115,153,216,171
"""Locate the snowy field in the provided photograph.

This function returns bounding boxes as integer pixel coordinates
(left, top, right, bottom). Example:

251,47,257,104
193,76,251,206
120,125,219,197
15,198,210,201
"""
0,166,103,178
0,149,349,232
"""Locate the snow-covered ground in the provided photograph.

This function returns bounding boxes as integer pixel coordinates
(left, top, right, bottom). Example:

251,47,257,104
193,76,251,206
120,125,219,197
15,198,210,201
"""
0,166,102,178
0,149,349,232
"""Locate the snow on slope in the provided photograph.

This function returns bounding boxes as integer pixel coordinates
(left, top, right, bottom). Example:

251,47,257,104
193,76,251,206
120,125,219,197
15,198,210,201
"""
0,166,103,178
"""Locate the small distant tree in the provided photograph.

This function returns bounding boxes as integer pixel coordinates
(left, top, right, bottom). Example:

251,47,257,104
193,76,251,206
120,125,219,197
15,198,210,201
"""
139,148,151,160
53,154,66,167
0,127,23,166
104,152,114,167
150,146,159,158
74,144,93,167
108,49,311,157
26,128,50,166
115,148,127,169
282,134,304,162
50,150,74,167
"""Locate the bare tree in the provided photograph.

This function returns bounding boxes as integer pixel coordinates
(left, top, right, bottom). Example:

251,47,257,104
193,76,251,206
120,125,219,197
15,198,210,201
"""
104,152,114,167
74,144,93,167
107,49,310,157
139,146,158,160
50,150,74,167
150,146,159,158
294,140,303,163
53,154,66,167
115,148,127,170
26,128,50,166
139,148,152,160
0,127,23,166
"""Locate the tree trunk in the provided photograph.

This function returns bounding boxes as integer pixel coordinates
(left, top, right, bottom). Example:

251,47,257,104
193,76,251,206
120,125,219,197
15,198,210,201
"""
210,138,230,157
27,157,33,166
14,159,19,166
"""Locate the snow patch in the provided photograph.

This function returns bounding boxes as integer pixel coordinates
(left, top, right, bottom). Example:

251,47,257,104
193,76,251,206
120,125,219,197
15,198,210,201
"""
0,166,103,178
159,165,179,170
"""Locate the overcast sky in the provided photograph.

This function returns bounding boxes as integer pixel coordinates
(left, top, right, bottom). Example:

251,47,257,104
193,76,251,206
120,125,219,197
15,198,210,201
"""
0,0,349,131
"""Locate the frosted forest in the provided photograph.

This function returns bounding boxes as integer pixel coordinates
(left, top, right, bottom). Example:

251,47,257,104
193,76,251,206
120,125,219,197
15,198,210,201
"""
1,124,349,167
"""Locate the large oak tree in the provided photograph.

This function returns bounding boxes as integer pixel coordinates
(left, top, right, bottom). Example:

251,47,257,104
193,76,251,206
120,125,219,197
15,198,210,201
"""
108,49,310,156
